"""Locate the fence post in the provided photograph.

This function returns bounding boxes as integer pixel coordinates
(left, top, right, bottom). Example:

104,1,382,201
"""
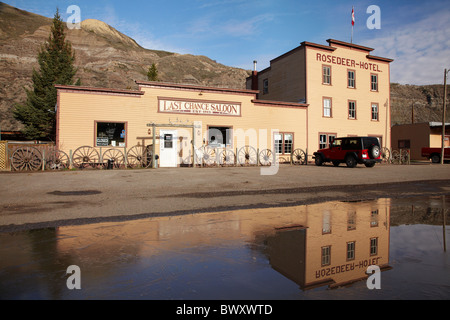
42,149,45,171
257,148,260,166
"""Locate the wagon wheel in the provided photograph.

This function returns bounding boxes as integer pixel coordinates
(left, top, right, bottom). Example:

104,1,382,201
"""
46,150,70,170
199,146,216,166
127,145,152,168
291,148,306,165
278,156,289,164
259,149,273,166
391,150,400,165
400,149,410,165
72,146,100,169
219,149,236,166
237,146,257,165
380,147,391,164
103,148,125,169
11,146,42,171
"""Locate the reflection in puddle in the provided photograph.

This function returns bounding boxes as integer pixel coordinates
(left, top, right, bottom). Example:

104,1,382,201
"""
0,196,448,299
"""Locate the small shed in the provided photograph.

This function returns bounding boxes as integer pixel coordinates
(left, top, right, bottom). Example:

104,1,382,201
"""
391,122,450,160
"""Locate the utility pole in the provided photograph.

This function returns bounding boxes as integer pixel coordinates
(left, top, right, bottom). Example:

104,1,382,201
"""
441,69,448,164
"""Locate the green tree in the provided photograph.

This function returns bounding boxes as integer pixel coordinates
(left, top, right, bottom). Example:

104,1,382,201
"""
147,63,159,81
14,9,78,141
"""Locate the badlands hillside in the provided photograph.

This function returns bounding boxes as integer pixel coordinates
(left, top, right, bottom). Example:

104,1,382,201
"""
0,2,448,133
0,2,250,132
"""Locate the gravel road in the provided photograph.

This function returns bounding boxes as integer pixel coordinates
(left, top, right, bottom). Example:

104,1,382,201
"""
1,162,449,232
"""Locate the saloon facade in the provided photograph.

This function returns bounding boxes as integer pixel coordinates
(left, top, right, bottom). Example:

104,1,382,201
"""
55,81,308,167
55,39,393,168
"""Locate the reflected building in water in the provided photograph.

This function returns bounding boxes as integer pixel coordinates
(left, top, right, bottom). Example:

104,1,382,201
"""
257,199,392,290
8,197,444,298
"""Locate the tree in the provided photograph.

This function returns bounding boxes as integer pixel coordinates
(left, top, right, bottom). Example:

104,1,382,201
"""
14,9,78,141
147,63,159,81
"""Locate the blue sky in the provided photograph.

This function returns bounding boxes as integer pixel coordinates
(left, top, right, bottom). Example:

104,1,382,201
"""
4,0,450,85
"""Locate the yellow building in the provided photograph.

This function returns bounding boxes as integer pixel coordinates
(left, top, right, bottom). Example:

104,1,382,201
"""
55,81,308,168
55,38,392,168
247,39,393,154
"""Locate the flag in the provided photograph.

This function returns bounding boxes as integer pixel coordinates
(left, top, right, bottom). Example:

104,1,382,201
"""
352,7,355,26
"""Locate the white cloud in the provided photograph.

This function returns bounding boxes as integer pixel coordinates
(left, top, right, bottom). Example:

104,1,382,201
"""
362,9,450,85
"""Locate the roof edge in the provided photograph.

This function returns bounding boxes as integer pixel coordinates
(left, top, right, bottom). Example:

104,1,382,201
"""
326,39,374,52
136,80,258,95
252,99,308,108
55,85,144,95
367,54,394,63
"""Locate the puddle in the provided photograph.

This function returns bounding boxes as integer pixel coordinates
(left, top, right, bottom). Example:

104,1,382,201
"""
0,196,448,300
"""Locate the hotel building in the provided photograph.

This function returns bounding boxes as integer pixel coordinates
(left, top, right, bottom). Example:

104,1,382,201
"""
247,39,393,154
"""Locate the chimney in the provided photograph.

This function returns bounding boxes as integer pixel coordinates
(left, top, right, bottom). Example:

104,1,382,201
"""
251,60,258,91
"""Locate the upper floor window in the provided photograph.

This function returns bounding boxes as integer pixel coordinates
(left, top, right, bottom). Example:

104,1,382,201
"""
348,70,355,88
371,103,379,121
321,245,331,266
348,101,356,119
263,78,269,94
323,97,332,117
371,74,378,91
370,237,378,256
322,65,331,85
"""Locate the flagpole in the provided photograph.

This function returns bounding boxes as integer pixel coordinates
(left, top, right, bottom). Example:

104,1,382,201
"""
351,6,354,44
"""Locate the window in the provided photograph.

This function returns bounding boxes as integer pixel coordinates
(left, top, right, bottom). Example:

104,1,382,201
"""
263,79,269,94
370,238,378,256
348,70,355,88
347,241,356,261
398,140,410,149
274,133,293,154
95,122,126,147
371,74,378,91
342,138,362,150
370,209,379,227
322,65,331,85
321,246,331,266
347,211,356,230
371,103,379,121
323,98,332,117
348,101,356,119
208,126,232,147
319,133,336,149
322,211,331,234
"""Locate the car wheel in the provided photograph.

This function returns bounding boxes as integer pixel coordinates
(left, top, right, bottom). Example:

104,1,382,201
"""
345,155,357,168
431,154,440,163
314,155,323,166
369,145,380,159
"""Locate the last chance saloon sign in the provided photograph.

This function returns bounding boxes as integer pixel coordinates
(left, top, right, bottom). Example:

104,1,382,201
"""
158,98,241,117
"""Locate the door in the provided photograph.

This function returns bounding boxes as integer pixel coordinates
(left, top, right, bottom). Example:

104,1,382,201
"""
159,130,178,167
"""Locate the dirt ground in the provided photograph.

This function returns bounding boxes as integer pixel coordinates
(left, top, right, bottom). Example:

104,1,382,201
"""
1,162,449,232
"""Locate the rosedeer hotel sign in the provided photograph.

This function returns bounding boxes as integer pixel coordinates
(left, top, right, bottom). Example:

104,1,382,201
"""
158,98,241,117
316,53,383,72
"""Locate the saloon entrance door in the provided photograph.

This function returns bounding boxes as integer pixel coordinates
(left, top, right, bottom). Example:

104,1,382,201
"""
159,129,178,167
